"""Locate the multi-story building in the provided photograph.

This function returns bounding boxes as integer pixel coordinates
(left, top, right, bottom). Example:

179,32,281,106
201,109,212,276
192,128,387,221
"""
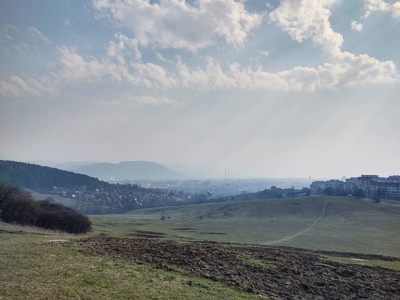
344,177,361,192
325,180,344,191
310,181,326,196
310,175,400,200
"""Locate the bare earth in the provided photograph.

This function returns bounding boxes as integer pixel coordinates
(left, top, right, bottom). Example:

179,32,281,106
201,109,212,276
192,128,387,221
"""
68,236,400,299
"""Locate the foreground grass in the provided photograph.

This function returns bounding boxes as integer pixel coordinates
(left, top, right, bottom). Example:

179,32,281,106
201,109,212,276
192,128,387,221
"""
1,218,399,299
0,225,264,300
90,197,400,257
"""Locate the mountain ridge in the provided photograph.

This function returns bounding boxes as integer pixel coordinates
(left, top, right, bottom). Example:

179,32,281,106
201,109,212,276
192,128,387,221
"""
69,160,186,181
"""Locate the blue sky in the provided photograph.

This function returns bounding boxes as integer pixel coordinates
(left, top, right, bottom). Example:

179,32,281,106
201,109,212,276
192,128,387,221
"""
1,0,399,178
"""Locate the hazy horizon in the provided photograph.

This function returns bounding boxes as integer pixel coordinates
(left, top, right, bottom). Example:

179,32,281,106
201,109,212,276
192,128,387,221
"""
1,0,399,179
0,158,394,182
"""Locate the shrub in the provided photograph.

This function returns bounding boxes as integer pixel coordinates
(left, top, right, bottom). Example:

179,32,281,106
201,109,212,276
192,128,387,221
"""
0,184,91,234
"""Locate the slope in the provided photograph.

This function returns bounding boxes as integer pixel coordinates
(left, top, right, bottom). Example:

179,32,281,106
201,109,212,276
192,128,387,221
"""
0,160,107,190
90,196,400,257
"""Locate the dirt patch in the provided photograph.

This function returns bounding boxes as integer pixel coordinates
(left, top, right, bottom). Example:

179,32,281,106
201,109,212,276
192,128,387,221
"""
70,236,400,299
128,230,166,238
173,227,197,231
289,247,400,262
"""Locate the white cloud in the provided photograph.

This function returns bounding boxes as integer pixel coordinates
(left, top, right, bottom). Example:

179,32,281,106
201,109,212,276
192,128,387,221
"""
363,0,400,19
392,2,400,18
0,24,19,41
132,61,178,87
57,41,178,88
120,95,180,106
92,0,263,51
58,46,138,84
50,26,400,93
351,20,363,32
28,27,52,45
156,52,167,62
266,0,397,88
176,56,237,89
106,33,142,64
95,95,180,106
2,1,398,97
0,75,58,97
175,52,397,91
269,0,343,56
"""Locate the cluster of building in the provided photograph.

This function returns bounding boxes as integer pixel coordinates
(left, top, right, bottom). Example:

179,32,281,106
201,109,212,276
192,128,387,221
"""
132,178,313,197
51,184,187,214
310,175,400,200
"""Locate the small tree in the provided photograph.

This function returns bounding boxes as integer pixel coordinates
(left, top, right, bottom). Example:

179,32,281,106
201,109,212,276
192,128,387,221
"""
372,195,381,203
373,188,382,203
353,189,365,199
323,187,335,196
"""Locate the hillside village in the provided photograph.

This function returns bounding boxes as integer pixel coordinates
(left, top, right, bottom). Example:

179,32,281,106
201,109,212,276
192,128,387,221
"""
50,184,188,214
310,175,400,200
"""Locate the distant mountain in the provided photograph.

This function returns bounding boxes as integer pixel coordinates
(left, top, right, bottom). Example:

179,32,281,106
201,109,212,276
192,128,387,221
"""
70,161,186,181
46,161,100,170
167,162,217,178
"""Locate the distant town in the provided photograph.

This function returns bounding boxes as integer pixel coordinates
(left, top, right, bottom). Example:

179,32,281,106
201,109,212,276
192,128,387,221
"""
129,178,313,197
311,175,400,200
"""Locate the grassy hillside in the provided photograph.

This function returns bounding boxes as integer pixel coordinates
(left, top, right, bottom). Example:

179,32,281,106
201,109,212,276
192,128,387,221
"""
0,223,259,300
2,220,399,299
0,161,188,214
2,196,400,299
90,196,400,257
0,160,107,190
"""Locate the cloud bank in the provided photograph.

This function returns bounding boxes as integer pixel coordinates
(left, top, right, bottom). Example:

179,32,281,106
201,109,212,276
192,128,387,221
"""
363,0,400,19
0,0,398,97
93,0,263,51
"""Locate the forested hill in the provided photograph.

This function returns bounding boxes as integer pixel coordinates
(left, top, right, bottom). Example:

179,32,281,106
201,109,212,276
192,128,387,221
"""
0,160,188,214
0,160,108,191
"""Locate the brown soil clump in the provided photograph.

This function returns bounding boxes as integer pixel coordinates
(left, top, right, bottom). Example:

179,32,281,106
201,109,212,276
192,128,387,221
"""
71,236,400,299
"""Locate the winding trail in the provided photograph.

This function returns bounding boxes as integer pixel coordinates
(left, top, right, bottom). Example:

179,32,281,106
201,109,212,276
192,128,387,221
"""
264,199,328,245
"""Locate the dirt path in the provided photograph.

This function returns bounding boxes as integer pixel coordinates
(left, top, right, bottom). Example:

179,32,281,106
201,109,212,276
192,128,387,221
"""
264,199,328,245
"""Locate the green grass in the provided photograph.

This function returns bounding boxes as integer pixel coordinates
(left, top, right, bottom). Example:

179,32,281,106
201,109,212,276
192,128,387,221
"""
2,196,400,299
90,197,400,257
324,256,400,271
0,224,266,300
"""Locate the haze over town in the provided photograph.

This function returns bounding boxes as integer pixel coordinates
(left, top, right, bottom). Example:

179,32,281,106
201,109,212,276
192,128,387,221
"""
1,0,400,178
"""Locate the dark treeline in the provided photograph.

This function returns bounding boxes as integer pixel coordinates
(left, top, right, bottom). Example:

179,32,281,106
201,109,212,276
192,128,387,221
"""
322,187,365,198
0,160,184,214
0,184,91,234
221,186,310,202
0,160,108,191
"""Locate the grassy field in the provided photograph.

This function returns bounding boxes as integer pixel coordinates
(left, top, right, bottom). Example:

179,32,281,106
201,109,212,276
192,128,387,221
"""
1,196,400,299
90,196,400,257
0,223,264,300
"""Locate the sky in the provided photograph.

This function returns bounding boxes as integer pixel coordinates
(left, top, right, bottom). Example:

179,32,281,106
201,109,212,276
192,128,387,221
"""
0,0,400,179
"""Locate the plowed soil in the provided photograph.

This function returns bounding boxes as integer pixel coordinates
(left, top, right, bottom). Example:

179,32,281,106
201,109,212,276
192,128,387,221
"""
70,236,400,299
